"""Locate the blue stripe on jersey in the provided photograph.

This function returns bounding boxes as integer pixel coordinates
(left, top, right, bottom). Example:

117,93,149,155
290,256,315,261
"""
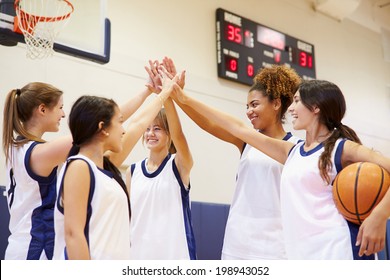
141,154,171,177
172,158,197,260
334,139,346,173
283,132,293,141
8,168,16,208
84,160,95,254
130,163,136,176
56,158,95,259
285,132,303,156
24,142,57,260
299,142,324,156
64,247,69,260
333,139,372,259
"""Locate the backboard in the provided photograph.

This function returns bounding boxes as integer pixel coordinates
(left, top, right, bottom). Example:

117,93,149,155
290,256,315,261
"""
0,0,110,64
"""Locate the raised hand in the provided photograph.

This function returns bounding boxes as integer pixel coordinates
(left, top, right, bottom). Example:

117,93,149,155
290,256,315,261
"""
145,60,162,93
159,65,180,97
171,83,188,104
162,56,185,89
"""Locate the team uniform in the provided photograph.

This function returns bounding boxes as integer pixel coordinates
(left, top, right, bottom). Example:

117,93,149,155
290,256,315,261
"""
222,132,300,260
281,139,374,260
5,141,57,260
53,154,130,260
129,154,196,260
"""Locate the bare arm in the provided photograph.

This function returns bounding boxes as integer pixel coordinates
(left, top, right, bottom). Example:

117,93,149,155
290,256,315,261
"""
108,71,178,167
174,85,293,164
63,160,91,259
162,57,244,152
30,135,73,177
173,95,245,153
342,140,390,172
119,88,152,121
164,98,193,186
105,88,151,166
342,140,390,256
105,72,154,166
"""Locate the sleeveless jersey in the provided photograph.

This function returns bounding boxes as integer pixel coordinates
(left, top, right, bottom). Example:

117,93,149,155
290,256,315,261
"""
280,139,353,259
5,141,57,260
129,154,196,260
222,132,300,260
53,154,130,260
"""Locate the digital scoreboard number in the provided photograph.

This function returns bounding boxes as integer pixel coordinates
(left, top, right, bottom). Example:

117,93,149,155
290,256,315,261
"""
216,8,316,86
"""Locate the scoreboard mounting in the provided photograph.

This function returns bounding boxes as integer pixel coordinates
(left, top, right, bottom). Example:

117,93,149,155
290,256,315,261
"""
216,8,316,86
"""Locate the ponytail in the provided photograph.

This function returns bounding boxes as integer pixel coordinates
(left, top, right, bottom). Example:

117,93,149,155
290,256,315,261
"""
3,84,62,162
67,143,81,158
3,83,63,162
337,123,361,144
3,89,19,162
68,95,131,220
298,80,362,184
103,156,131,220
319,123,362,184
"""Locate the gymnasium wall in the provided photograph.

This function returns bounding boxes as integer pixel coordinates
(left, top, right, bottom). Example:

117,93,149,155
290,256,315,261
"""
0,0,389,204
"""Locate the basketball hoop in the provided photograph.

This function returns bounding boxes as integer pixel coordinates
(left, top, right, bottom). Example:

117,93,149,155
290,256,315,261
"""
14,0,74,59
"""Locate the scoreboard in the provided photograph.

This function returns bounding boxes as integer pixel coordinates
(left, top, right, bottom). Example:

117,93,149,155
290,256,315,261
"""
216,8,316,86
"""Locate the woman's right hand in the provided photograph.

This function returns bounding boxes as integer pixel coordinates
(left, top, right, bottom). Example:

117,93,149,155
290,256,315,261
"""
162,56,185,89
145,59,161,93
159,65,179,100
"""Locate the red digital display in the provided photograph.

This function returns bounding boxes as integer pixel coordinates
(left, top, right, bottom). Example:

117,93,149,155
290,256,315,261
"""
225,24,243,44
247,64,254,77
225,56,238,72
298,51,313,69
217,8,316,85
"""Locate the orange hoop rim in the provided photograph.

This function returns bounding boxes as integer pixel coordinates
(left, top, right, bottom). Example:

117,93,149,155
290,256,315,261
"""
14,0,74,23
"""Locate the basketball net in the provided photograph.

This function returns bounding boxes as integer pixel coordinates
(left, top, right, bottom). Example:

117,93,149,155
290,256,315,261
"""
14,0,74,59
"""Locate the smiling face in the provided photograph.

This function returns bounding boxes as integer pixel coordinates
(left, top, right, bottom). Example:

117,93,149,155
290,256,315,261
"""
104,106,125,153
246,90,280,131
288,90,317,131
143,119,170,152
43,95,65,132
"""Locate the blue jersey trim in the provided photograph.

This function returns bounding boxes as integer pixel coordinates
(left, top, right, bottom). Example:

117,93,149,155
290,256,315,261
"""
283,132,293,141
56,157,95,259
334,139,346,173
172,158,197,260
98,167,114,178
299,142,324,156
130,163,136,176
24,142,58,183
141,154,171,178
23,142,57,260
8,168,16,208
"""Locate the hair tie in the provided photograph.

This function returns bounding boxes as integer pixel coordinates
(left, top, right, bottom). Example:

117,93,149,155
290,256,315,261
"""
335,122,342,129
15,89,21,96
72,142,79,147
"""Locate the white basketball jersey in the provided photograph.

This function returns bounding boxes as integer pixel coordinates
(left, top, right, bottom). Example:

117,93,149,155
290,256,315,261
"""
222,132,300,260
53,154,130,260
281,139,353,259
129,154,196,260
5,141,57,260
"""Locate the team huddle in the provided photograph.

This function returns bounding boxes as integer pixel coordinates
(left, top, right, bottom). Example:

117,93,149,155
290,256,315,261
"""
3,57,390,260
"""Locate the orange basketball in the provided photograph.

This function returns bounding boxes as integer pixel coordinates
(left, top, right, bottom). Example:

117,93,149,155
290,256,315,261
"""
332,162,390,225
